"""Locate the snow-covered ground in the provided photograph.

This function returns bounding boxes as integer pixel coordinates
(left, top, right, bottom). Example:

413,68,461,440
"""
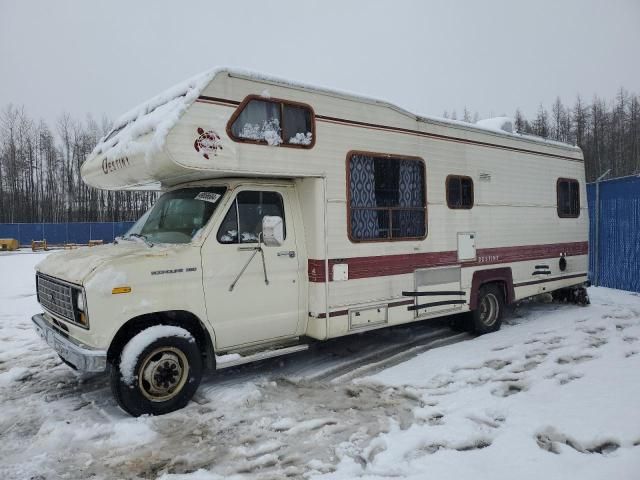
1,250,639,479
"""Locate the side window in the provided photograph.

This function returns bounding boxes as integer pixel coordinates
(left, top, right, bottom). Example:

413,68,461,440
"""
348,152,426,241
446,175,474,209
228,96,314,148
217,191,286,244
557,178,580,218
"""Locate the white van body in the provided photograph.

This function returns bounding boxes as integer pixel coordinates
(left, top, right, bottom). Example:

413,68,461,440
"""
32,68,588,414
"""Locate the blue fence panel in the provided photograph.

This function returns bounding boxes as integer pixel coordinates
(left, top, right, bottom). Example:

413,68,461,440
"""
18,224,44,244
587,175,640,293
66,224,91,244
43,223,68,245
587,184,596,282
114,222,134,238
0,221,136,246
0,224,20,240
90,223,115,242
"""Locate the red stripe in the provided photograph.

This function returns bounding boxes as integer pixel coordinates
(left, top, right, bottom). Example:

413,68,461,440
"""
197,95,240,106
308,241,588,282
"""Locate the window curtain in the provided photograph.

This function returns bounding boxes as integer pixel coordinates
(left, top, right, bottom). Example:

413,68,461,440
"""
232,100,281,140
350,155,379,239
396,160,425,237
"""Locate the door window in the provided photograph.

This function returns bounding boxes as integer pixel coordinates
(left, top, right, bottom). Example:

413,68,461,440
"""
217,191,286,244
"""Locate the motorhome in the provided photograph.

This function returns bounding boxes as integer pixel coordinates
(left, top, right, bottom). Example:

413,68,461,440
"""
32,68,589,416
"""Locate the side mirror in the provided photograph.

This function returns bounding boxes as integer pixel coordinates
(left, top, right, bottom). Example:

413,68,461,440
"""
262,216,284,247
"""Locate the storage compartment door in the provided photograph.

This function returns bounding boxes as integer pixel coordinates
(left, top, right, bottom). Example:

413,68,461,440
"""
409,266,464,317
457,232,476,261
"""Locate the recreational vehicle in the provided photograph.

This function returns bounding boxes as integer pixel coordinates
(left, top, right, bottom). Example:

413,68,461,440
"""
32,68,589,416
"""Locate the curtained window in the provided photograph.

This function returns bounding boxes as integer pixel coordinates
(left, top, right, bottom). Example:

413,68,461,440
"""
229,96,314,147
446,175,474,209
557,178,580,218
348,153,426,241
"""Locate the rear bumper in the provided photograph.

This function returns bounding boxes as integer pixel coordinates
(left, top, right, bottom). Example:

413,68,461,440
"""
32,314,107,372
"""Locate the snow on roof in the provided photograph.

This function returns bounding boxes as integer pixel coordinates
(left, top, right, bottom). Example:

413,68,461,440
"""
475,116,514,133
223,69,579,152
91,69,221,161
90,67,579,163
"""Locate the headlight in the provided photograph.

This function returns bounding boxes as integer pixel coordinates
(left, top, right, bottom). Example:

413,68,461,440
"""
76,291,85,312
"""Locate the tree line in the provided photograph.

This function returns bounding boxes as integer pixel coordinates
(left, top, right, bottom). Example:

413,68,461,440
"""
1,88,639,223
445,88,640,182
0,105,156,223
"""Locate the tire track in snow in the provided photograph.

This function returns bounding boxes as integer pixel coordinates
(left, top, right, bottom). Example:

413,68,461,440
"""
310,330,471,383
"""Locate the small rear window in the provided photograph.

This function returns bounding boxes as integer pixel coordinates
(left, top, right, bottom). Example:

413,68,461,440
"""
446,175,474,209
557,178,580,218
228,96,314,148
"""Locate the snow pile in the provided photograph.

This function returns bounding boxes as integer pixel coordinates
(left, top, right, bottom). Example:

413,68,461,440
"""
0,366,31,386
214,352,242,365
475,116,514,133
288,132,313,145
119,325,194,385
237,119,282,146
90,69,218,162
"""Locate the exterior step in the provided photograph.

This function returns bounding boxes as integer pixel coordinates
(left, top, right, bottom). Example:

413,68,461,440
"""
215,344,309,369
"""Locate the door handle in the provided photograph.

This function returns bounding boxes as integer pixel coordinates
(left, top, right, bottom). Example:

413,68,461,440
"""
278,250,296,258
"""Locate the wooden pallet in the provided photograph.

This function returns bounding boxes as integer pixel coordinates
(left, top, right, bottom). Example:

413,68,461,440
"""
31,240,48,251
0,238,19,251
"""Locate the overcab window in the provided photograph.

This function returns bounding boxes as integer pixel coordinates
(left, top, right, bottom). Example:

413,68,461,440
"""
557,178,580,218
446,175,474,209
348,152,426,241
228,96,314,148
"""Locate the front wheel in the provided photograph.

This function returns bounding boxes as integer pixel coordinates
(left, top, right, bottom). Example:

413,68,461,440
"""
472,284,504,334
110,325,203,416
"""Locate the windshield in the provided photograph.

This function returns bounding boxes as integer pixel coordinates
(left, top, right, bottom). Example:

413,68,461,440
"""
125,187,226,244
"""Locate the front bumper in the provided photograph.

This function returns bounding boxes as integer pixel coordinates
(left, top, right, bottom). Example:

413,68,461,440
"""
32,314,107,372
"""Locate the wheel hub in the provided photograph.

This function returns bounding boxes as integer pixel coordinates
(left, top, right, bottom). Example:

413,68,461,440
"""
479,293,499,326
139,347,189,402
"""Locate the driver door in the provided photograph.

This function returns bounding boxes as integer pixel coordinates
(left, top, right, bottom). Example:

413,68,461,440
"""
201,186,301,349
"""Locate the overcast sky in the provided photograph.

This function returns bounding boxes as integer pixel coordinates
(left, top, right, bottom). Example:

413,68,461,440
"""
1,0,639,126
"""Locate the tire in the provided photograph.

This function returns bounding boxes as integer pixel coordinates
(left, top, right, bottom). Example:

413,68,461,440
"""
110,326,203,417
471,284,504,334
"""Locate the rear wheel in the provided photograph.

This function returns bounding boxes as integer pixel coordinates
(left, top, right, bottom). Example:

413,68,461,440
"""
472,284,504,334
110,326,203,416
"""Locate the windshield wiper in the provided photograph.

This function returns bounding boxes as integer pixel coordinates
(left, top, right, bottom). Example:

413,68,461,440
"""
125,233,154,247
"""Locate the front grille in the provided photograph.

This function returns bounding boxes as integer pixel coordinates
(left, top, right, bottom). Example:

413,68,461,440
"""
37,274,76,322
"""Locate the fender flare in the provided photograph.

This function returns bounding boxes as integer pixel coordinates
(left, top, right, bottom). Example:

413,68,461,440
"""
107,310,216,369
470,267,515,309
